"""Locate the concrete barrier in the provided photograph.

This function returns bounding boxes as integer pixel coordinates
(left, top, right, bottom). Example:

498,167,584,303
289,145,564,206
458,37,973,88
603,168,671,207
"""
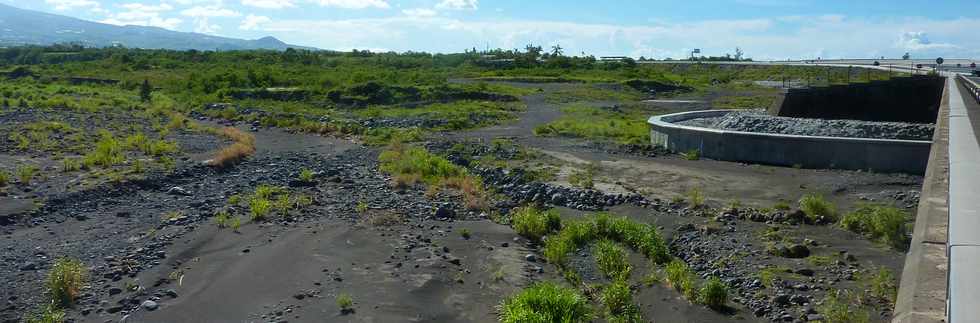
947,75,980,323
648,110,932,174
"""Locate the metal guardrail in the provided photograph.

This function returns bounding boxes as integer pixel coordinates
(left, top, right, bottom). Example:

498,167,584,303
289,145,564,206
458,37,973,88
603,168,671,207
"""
960,75,980,103
947,75,980,323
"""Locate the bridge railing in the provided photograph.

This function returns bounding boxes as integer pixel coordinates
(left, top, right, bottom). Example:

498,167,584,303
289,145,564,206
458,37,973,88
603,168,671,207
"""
947,75,980,323
959,75,980,103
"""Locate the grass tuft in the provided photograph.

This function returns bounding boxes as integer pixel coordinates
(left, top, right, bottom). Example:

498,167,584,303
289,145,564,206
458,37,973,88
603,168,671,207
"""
799,194,837,222
208,127,256,168
699,277,728,309
46,258,88,307
510,205,561,241
498,282,593,323
593,240,632,280
841,203,910,250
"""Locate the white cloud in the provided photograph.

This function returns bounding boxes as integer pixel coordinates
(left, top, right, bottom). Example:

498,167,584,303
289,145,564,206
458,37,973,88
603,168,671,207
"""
436,0,477,10
240,14,271,30
241,0,295,9
402,8,437,17
45,0,100,11
308,0,390,9
99,2,182,29
247,15,980,60
897,31,957,51
181,5,241,18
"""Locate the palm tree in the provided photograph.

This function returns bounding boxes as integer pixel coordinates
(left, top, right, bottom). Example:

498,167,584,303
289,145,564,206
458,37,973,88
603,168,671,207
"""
551,44,564,57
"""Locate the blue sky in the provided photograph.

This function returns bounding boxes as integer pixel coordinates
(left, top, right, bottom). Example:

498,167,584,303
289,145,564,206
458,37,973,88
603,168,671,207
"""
7,0,979,59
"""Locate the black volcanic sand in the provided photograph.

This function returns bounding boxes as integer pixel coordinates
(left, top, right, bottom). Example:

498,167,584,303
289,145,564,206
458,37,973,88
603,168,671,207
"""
0,81,918,323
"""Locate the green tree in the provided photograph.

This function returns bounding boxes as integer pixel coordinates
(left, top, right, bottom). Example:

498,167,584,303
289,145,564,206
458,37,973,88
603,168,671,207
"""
140,79,152,102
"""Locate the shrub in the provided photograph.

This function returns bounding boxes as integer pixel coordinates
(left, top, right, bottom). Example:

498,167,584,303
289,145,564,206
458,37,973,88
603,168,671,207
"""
249,198,271,221
841,203,909,249
356,201,369,213
214,210,231,228
23,303,65,323
799,194,837,222
686,188,705,207
254,184,281,199
773,201,791,210
870,268,897,304
84,132,125,168
511,205,561,241
336,293,354,313
593,240,632,280
601,280,633,315
378,143,466,184
16,164,37,185
819,290,870,323
665,260,699,302
298,168,315,182
61,158,80,172
47,258,88,307
498,282,593,323
0,170,8,187
680,149,700,161
460,228,471,239
699,277,728,309
209,127,256,168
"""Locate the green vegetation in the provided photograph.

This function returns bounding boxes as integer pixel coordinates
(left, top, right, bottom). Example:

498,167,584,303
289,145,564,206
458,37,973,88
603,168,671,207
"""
357,100,524,130
16,164,37,185
545,85,643,103
686,187,705,207
593,240,632,280
214,210,232,228
601,280,640,321
356,201,369,213
498,282,593,323
23,304,65,323
248,197,272,221
460,228,472,240
699,277,728,309
568,163,597,189
841,203,910,250
336,293,354,313
533,103,658,145
798,194,837,222
379,143,466,184
680,149,700,161
818,290,871,323
773,201,791,211
711,92,779,109
0,170,8,187
298,168,315,182
46,258,88,307
511,205,562,241
665,260,700,301
869,268,898,304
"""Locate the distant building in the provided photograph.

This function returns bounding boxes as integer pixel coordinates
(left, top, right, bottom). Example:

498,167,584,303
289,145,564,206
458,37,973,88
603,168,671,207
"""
600,56,630,62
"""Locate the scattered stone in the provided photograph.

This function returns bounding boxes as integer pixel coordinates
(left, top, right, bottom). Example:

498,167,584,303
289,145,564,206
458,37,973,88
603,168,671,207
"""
141,300,159,311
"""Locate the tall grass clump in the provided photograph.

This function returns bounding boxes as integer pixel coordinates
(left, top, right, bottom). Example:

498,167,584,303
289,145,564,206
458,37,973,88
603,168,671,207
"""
593,240,632,280
510,205,561,241
543,220,595,266
498,282,593,323
209,127,256,168
686,187,705,207
665,260,700,302
601,280,638,319
83,131,124,168
0,170,8,187
378,143,465,184
699,277,728,310
841,203,910,250
799,194,837,222
46,258,88,307
818,290,871,323
16,164,37,185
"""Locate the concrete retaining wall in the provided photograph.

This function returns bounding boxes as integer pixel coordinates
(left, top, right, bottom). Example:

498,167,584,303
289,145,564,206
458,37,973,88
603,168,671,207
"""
648,110,932,174
770,75,944,123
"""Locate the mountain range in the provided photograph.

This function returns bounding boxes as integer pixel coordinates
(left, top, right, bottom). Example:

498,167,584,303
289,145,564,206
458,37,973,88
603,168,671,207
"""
0,3,312,51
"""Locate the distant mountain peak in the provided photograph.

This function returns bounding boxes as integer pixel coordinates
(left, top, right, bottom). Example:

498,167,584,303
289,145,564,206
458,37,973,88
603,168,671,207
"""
0,4,314,51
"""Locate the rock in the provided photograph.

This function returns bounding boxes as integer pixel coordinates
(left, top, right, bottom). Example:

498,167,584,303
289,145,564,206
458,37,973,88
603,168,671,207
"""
773,294,791,306
141,300,159,311
434,206,455,219
19,262,37,271
795,268,815,276
108,287,123,295
525,254,536,262
806,314,824,321
166,186,192,196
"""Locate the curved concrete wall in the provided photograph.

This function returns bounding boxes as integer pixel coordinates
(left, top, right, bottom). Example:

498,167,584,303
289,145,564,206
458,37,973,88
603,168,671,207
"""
648,110,932,174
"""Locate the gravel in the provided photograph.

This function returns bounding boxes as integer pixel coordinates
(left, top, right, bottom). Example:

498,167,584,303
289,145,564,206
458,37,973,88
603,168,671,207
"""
676,110,934,141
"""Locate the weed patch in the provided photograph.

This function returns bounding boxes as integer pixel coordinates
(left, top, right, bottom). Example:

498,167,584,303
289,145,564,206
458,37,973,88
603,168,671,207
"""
498,282,593,323
841,203,910,250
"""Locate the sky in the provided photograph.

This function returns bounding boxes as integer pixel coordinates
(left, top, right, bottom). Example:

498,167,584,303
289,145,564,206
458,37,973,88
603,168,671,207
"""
6,0,979,60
